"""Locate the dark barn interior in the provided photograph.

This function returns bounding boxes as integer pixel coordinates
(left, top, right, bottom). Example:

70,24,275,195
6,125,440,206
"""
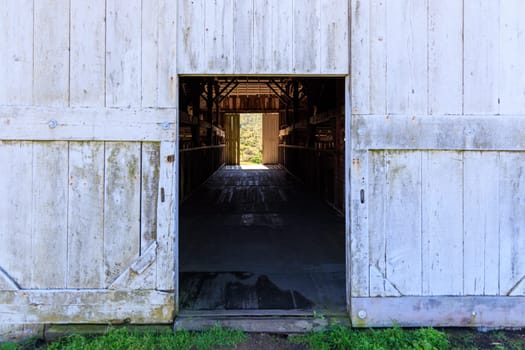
178,77,346,313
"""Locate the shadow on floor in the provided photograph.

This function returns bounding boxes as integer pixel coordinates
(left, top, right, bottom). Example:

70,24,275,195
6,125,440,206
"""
180,166,346,312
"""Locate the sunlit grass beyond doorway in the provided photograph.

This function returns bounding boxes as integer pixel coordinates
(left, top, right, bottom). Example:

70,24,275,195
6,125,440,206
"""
239,113,262,164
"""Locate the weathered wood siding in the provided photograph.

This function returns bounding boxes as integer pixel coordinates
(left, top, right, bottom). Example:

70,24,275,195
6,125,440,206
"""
0,0,177,108
0,141,156,289
0,0,178,327
350,0,525,327
177,0,349,75
367,150,525,297
2,0,525,330
351,0,525,116
0,140,176,314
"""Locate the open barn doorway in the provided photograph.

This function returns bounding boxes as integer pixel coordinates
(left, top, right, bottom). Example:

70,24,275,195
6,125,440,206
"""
178,77,347,314
240,114,262,165
224,112,279,167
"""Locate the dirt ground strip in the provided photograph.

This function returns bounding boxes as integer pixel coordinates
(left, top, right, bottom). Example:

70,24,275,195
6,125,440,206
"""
219,330,525,350
219,333,308,350
446,328,525,350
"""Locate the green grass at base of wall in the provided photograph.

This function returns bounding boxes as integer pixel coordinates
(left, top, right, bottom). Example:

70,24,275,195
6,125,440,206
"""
1,325,246,350
3,325,525,350
290,325,449,350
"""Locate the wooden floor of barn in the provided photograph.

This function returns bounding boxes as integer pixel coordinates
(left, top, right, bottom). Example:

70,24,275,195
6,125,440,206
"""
179,165,346,312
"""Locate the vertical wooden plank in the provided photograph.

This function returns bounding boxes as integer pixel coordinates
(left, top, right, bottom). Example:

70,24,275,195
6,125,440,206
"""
464,0,500,115
225,115,230,164
106,0,142,107
385,151,422,296
225,113,241,165
231,114,237,164
0,0,33,105
233,0,254,73
421,151,463,295
368,151,386,296
350,0,370,115
104,142,141,286
428,0,463,115
262,114,279,164
320,0,349,74
31,142,68,288
345,75,352,309
157,0,178,107
270,0,292,74
271,114,279,163
463,152,499,295
156,141,176,291
225,116,230,163
141,143,160,255
33,0,70,106
205,0,234,73
67,142,105,288
499,0,525,115
142,0,160,107
293,0,321,74
499,152,525,296
262,114,269,163
70,0,105,107
236,114,240,164
386,0,427,115
177,0,204,74
0,142,33,288
369,0,387,115
350,150,369,297
253,0,272,73
142,0,178,107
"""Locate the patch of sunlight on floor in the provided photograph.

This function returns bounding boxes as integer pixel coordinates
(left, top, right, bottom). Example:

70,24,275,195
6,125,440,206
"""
226,164,281,170
240,164,268,170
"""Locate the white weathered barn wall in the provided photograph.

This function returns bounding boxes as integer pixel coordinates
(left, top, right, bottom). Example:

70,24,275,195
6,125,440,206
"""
367,150,525,297
0,0,33,105
0,141,162,289
177,0,349,75
0,0,177,108
2,0,525,331
70,0,105,107
350,0,525,326
352,0,525,116
0,0,178,330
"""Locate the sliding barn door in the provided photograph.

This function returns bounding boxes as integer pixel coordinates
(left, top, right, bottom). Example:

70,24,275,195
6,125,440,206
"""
0,0,177,330
262,113,279,164
349,0,525,327
225,114,240,165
